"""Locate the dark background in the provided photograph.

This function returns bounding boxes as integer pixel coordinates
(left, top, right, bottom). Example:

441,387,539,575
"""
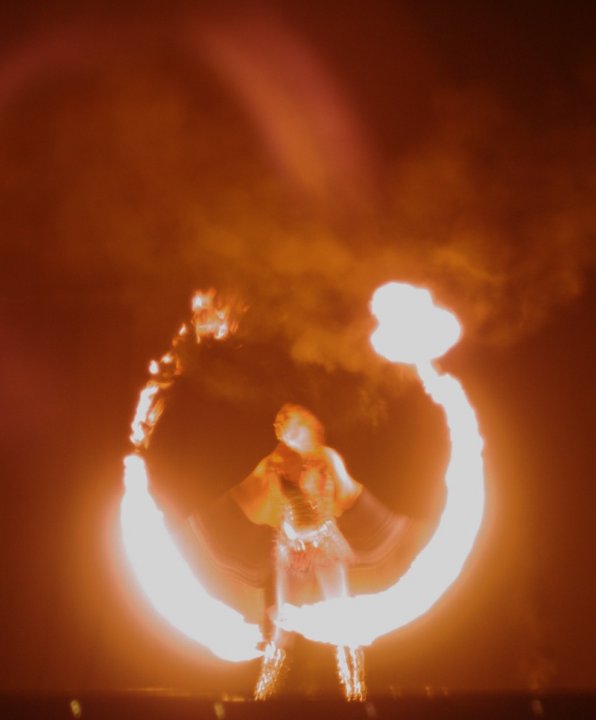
1,0,595,697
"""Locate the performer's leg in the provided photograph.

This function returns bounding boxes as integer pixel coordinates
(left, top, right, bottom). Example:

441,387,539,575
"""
316,563,367,702
254,567,289,700
315,561,348,599
254,640,287,701
335,644,366,702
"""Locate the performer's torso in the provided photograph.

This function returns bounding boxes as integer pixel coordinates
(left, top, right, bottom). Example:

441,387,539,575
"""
270,443,335,530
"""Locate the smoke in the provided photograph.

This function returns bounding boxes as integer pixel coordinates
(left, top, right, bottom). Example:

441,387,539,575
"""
384,84,596,342
1,3,595,381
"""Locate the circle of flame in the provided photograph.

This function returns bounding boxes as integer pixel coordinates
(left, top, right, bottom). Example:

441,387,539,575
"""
120,282,485,658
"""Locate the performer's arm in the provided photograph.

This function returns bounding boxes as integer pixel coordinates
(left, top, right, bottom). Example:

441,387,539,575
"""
230,456,285,527
323,446,363,515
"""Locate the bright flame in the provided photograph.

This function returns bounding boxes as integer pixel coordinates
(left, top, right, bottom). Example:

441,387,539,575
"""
128,290,242,449
130,384,162,447
121,454,263,662
370,282,461,364
191,289,241,341
277,282,484,646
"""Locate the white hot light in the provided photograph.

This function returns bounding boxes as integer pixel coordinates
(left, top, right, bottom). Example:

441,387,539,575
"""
277,282,484,646
120,454,263,662
370,282,461,364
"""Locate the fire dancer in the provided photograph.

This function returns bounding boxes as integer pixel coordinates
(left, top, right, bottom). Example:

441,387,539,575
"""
124,285,435,694
230,403,366,701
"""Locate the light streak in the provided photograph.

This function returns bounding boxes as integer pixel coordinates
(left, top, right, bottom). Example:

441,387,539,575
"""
277,282,485,646
120,282,485,664
121,454,263,662
121,291,262,661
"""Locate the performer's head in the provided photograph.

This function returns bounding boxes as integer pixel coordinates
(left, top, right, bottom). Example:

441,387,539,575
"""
274,403,325,453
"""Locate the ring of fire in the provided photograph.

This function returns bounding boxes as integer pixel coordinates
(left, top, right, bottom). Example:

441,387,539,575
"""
120,282,485,660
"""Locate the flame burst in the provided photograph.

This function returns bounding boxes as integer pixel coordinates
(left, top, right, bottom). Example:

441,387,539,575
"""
120,282,485,672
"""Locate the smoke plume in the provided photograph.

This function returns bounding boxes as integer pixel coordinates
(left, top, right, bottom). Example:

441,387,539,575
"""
1,3,594,382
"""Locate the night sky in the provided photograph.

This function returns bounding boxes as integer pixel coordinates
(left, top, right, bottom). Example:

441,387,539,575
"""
1,0,595,697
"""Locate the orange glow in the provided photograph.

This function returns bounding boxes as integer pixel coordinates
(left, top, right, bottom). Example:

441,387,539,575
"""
121,454,263,662
277,283,484,646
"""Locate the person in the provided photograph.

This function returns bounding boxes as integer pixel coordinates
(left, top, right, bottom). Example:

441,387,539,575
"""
230,403,366,700
187,402,425,699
